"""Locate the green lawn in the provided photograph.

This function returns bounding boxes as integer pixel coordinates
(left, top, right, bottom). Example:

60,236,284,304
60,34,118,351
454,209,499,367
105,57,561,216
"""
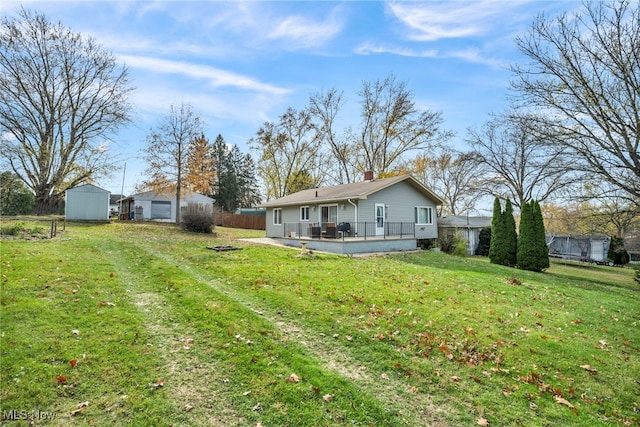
1,221,638,426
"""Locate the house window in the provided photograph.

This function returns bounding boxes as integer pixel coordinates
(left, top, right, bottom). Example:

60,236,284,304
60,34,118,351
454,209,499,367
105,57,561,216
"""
415,206,433,225
273,208,282,225
321,205,338,225
300,206,310,221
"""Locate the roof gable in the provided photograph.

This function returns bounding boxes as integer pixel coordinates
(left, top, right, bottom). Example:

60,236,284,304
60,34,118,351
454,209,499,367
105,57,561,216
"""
260,175,443,207
66,183,109,194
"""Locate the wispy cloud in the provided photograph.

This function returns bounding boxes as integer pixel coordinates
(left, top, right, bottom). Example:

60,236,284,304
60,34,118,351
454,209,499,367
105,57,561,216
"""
387,1,523,41
118,55,290,96
355,43,438,58
267,10,344,49
355,43,505,68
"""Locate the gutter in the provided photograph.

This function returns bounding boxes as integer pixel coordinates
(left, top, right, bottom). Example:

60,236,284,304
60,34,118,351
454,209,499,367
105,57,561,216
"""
348,198,358,235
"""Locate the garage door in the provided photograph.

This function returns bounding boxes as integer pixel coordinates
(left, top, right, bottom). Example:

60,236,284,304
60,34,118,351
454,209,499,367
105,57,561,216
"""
151,201,171,219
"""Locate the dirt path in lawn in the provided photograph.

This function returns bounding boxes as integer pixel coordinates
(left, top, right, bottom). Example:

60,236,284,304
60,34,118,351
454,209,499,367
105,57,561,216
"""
106,248,249,426
145,248,452,426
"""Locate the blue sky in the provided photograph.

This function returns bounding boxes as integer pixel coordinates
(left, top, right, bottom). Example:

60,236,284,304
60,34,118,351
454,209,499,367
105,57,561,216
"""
5,1,574,196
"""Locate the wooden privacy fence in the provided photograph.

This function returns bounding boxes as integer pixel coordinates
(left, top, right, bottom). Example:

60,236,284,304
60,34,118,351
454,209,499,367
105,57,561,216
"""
217,212,265,230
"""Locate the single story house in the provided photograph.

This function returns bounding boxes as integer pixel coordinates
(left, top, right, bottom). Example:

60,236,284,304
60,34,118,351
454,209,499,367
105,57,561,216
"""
438,215,492,255
65,184,110,221
118,190,214,222
259,173,443,254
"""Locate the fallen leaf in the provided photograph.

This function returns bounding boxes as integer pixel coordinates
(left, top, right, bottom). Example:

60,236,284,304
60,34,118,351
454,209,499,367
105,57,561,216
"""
69,359,78,368
450,376,461,382
252,402,261,411
71,329,80,336
286,373,300,383
554,395,575,409
148,378,164,388
580,365,597,373
55,375,67,384
77,401,89,408
110,272,115,278
380,373,390,380
242,391,251,396
185,404,194,412
323,394,333,402
477,417,489,426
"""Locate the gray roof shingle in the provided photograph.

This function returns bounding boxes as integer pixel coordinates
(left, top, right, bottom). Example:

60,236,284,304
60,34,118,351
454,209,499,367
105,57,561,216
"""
260,175,443,207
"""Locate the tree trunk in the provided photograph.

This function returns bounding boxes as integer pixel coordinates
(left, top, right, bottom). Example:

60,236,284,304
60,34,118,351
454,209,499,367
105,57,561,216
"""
33,191,62,215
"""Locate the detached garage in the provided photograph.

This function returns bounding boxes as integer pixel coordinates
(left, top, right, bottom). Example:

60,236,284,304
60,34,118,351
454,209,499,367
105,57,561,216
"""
118,190,214,222
65,184,110,221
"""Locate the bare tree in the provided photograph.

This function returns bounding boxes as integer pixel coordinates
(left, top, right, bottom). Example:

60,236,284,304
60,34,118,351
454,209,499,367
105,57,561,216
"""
406,148,483,216
0,8,132,214
353,75,452,178
467,111,574,208
140,103,202,223
308,88,358,184
511,0,640,202
250,107,324,200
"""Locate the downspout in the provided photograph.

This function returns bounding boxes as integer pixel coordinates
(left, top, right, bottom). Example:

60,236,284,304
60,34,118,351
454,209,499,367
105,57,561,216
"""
348,198,358,235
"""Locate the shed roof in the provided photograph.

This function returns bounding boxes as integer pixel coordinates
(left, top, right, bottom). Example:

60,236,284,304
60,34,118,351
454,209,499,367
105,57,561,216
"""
65,183,110,194
438,215,492,228
119,189,214,203
260,174,443,208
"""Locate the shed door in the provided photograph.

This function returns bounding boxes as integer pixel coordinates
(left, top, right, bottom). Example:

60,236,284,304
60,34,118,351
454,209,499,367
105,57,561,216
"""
151,201,171,219
375,203,385,236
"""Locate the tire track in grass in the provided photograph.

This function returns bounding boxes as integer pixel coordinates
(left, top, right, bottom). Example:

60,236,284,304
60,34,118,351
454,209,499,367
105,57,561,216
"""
104,246,248,427
142,246,452,426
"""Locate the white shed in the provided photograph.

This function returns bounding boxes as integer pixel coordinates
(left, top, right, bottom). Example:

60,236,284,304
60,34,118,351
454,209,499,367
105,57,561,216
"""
65,184,110,221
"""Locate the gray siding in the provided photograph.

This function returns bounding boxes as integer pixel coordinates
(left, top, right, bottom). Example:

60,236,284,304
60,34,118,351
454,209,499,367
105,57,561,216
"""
65,185,110,221
264,180,438,239
358,181,438,239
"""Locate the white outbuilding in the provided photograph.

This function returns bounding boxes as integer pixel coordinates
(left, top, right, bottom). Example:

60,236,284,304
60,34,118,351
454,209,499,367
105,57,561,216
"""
65,184,110,221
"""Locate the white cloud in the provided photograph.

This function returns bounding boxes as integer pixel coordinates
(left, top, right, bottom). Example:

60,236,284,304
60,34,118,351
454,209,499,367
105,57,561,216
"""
355,42,438,57
387,1,524,41
118,55,290,96
268,11,344,48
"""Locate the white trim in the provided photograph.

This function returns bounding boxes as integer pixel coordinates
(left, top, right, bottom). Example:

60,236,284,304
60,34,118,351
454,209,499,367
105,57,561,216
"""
273,208,282,225
415,206,433,225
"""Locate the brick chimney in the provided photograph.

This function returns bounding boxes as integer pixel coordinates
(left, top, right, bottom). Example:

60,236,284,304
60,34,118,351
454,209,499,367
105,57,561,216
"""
364,170,374,181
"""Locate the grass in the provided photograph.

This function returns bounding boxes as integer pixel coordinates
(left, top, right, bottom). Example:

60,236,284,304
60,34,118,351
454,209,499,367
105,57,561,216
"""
1,221,638,426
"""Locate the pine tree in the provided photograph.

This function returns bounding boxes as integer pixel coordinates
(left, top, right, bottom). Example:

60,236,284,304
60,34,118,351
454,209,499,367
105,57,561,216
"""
532,201,549,270
608,236,630,266
504,199,518,267
475,227,491,256
518,200,550,272
517,201,535,270
489,197,504,265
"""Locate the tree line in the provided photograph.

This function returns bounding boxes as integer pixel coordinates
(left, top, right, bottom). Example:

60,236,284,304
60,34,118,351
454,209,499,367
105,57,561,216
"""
1,2,638,242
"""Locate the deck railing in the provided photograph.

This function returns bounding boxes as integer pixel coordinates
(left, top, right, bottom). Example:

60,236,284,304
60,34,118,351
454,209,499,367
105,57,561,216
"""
283,222,415,240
